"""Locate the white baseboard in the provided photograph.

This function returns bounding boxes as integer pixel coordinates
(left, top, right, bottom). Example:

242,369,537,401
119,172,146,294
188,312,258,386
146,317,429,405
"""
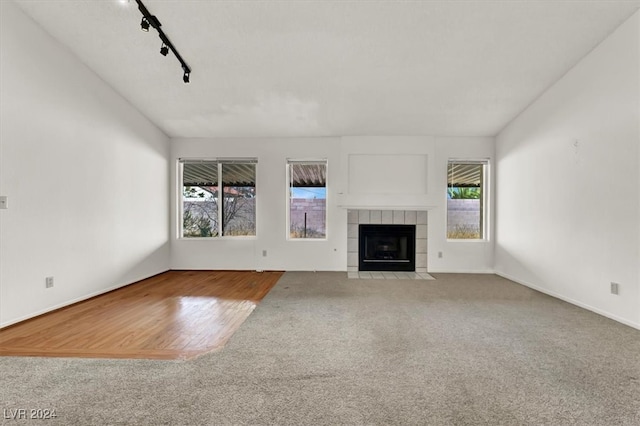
0,269,170,329
495,270,640,331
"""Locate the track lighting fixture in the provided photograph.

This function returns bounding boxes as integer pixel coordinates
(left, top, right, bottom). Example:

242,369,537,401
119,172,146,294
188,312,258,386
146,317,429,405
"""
140,17,149,32
133,0,192,83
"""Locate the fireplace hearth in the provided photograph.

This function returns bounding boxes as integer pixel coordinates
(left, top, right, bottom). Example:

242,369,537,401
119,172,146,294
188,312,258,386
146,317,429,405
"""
359,224,416,272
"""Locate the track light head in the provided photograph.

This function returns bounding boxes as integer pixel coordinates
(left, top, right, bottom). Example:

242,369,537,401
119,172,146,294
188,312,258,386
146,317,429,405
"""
160,44,169,56
140,17,150,31
183,72,190,83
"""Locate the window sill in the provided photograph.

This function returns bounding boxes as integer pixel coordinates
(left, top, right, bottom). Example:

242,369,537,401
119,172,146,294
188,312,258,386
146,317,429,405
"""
178,236,257,241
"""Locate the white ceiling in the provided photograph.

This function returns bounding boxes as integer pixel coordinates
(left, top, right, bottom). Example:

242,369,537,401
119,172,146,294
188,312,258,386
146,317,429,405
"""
13,0,640,139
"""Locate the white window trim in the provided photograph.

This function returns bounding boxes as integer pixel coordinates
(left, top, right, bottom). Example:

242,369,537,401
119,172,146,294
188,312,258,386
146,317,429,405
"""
446,158,490,242
178,158,258,240
286,158,328,241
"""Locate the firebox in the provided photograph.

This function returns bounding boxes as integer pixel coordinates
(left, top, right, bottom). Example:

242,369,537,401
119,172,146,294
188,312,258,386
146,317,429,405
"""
359,224,416,272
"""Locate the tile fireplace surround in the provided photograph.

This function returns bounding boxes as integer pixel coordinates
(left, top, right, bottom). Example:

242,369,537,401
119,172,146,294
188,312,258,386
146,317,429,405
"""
347,210,428,273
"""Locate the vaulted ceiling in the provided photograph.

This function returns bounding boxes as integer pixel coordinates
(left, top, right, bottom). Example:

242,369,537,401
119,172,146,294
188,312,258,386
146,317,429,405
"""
13,0,640,139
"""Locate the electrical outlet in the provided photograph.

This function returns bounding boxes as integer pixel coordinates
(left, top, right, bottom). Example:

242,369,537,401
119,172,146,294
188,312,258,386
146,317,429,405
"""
610,282,619,295
262,250,267,257
45,276,54,288
438,251,443,258
0,196,7,209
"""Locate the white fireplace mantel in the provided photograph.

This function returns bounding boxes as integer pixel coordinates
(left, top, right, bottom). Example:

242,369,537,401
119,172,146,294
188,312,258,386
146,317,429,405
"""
338,204,436,211
335,191,436,211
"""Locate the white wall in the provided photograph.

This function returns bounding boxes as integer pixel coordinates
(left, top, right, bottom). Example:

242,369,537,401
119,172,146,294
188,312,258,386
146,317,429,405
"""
0,2,171,327
495,11,640,328
172,135,494,273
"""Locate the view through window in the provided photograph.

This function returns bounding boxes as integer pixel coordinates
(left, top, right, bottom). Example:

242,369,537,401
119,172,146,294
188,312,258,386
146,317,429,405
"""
288,160,327,239
447,160,488,240
181,159,256,238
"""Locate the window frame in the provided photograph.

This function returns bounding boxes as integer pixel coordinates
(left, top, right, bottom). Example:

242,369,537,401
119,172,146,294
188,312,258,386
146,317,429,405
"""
178,158,257,240
286,158,328,241
446,159,489,242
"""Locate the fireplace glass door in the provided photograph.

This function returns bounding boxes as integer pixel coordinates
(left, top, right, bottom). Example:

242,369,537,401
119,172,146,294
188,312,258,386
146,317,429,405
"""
359,224,416,272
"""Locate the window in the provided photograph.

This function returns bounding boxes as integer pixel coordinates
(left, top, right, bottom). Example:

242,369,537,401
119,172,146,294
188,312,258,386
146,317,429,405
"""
447,160,488,240
287,160,327,239
180,159,256,238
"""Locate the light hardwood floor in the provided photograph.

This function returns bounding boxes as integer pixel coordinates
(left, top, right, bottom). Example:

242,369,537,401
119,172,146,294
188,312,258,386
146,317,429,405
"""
0,270,283,360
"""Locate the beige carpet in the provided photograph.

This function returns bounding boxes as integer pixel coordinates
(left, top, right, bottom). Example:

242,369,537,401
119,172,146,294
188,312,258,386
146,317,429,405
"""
1,272,639,425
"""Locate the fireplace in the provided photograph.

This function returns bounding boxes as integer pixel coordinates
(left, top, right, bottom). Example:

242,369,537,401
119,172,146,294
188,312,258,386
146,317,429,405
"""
359,224,416,272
